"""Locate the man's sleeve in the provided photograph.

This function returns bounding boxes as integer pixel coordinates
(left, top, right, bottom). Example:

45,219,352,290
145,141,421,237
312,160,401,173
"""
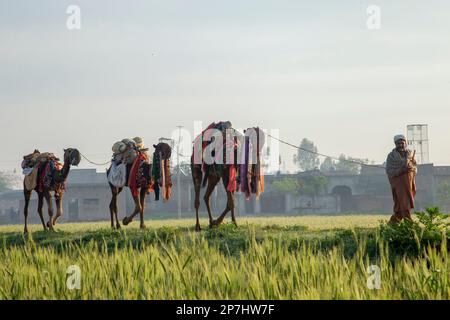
386,152,407,178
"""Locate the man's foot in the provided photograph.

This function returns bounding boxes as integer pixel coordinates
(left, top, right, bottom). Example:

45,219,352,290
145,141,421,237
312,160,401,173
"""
389,216,401,224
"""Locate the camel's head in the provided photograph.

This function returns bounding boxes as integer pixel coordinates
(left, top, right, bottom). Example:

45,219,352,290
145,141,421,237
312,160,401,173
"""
63,148,81,166
153,143,172,160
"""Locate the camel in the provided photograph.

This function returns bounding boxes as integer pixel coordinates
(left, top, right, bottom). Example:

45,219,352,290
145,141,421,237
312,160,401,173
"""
191,123,264,231
23,148,81,234
107,160,151,230
107,143,171,230
192,164,236,231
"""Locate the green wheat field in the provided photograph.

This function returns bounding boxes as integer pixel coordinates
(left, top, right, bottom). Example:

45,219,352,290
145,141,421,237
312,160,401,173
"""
0,215,448,300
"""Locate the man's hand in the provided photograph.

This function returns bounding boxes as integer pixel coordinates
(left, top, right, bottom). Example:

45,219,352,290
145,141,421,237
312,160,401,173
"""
407,158,417,173
409,150,417,167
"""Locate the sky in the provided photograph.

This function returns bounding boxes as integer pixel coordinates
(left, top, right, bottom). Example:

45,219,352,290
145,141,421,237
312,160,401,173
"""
1,0,449,173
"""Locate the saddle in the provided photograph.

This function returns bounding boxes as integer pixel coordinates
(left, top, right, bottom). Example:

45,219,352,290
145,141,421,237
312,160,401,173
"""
22,149,60,170
111,137,149,165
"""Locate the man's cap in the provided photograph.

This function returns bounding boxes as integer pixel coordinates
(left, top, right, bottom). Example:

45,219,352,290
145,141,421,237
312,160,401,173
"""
394,134,407,143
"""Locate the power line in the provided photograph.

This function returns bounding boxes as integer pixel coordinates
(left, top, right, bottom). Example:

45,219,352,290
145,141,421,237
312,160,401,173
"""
266,134,386,169
170,132,385,169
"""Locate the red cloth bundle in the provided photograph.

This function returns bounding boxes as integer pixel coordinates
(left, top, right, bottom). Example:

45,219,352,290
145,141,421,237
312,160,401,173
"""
128,152,148,197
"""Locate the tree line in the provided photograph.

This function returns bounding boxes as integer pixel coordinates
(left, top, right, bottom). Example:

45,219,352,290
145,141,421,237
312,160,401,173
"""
293,138,371,175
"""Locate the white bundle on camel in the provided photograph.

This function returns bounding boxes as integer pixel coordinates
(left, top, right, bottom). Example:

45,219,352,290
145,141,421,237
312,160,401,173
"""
107,161,127,188
108,137,149,188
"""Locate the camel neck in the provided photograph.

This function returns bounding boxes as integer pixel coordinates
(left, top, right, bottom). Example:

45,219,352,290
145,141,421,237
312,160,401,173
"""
61,161,71,181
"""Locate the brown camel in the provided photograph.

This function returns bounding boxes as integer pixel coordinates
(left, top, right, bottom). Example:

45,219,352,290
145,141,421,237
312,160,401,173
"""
191,124,264,231
107,160,151,230
23,148,81,234
192,164,236,231
107,143,171,230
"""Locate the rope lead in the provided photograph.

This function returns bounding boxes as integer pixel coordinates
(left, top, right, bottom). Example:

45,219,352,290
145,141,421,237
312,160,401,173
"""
79,153,111,166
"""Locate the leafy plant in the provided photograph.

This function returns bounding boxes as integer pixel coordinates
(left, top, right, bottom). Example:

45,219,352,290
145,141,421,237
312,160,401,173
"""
415,207,449,233
379,207,449,257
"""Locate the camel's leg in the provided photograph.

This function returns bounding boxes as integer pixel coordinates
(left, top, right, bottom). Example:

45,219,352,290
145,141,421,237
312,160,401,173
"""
204,176,220,228
44,191,54,231
123,192,142,226
23,188,32,234
53,194,63,226
230,193,237,226
109,186,119,229
139,188,147,229
213,189,235,226
194,177,202,232
37,192,47,231
114,188,123,229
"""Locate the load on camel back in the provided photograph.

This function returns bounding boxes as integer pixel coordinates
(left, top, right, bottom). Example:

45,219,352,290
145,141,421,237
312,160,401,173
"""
106,137,172,229
21,148,81,234
191,121,265,231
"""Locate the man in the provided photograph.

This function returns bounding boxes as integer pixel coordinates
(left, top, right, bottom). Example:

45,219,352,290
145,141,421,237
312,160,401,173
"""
385,134,418,223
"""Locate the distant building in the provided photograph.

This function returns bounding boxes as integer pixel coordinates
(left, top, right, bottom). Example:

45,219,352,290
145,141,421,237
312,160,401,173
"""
1,164,449,225
407,124,430,164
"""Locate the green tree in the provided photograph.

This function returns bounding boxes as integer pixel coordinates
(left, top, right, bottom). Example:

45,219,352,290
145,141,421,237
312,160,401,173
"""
298,172,328,213
271,178,300,196
293,138,320,172
320,157,336,173
335,154,369,174
299,174,328,196
272,174,329,199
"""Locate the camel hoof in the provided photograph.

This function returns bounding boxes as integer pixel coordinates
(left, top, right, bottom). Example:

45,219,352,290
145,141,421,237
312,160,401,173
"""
24,228,29,235
195,224,202,232
140,224,147,230
116,223,121,230
122,217,130,226
210,220,221,228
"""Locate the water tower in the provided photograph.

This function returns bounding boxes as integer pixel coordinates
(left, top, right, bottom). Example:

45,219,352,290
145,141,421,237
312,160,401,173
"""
407,124,430,164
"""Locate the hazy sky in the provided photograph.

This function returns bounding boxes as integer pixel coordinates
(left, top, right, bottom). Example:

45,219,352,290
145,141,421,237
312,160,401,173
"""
1,0,449,172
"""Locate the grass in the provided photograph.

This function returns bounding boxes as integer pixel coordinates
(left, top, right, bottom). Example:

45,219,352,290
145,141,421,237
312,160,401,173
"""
0,215,387,233
0,215,448,300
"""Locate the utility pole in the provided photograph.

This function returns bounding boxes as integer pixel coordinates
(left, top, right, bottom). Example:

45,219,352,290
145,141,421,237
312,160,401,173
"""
176,125,183,219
